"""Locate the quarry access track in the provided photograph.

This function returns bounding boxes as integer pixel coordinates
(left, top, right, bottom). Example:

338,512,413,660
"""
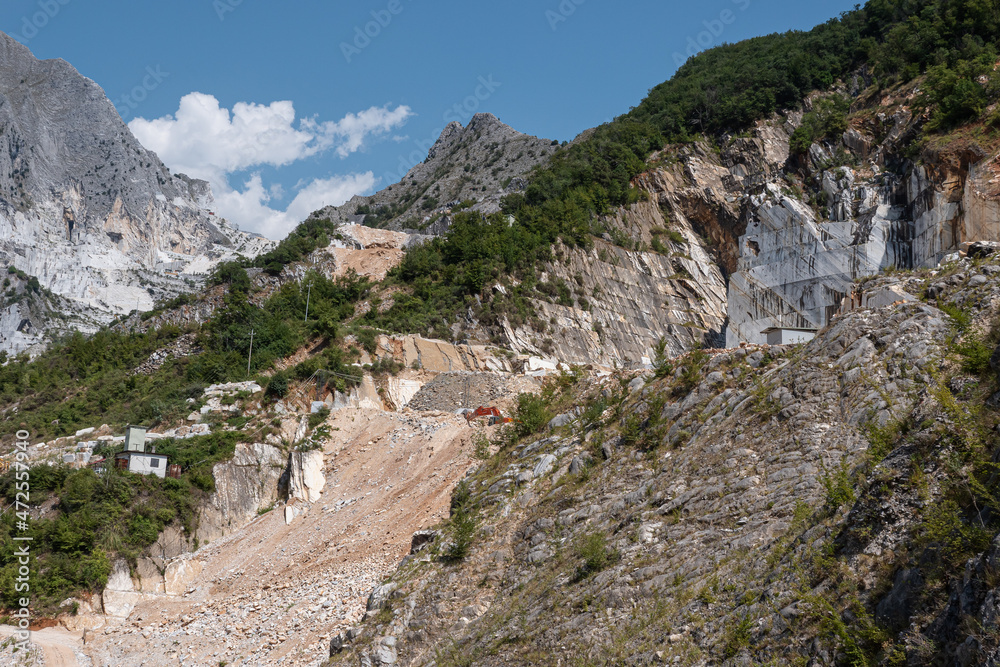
80,407,486,667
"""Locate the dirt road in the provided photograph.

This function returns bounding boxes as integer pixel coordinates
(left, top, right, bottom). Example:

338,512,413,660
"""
0,625,86,666
83,407,481,666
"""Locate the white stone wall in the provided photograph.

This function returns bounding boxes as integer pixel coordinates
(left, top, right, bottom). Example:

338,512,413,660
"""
727,178,910,346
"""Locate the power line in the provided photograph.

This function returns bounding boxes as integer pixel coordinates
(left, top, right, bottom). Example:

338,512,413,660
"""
304,283,313,323
246,329,255,377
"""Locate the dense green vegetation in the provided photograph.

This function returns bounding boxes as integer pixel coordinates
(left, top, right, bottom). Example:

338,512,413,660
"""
582,0,1000,187
0,264,374,612
366,210,565,337
355,202,408,228
790,95,852,154
251,218,341,276
359,0,1000,341
0,267,370,443
0,430,248,613
0,326,200,442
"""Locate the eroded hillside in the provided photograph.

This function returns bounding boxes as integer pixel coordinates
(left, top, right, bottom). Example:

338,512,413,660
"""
331,252,1000,667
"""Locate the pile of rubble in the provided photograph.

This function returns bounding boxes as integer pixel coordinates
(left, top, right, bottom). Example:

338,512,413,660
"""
81,407,480,666
130,333,202,376
407,372,533,413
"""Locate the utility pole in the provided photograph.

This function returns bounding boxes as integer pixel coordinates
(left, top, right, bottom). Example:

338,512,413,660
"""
304,283,313,324
247,329,255,377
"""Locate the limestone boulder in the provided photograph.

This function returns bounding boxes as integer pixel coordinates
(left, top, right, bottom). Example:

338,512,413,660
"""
288,449,326,503
164,559,203,597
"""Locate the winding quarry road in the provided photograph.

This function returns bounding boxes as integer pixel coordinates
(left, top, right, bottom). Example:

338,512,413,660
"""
0,624,84,666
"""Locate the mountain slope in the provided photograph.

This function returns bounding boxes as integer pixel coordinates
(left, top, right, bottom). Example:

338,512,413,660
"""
8,3,1000,665
333,260,1000,666
311,113,558,235
0,32,270,354
357,0,1000,351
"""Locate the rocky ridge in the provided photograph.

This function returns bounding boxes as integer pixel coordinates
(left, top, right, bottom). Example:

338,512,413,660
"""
331,253,1000,666
0,32,271,354
310,113,558,235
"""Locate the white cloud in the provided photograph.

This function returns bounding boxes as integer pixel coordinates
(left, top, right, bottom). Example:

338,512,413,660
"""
315,105,415,158
129,93,411,239
284,175,376,223
216,172,377,240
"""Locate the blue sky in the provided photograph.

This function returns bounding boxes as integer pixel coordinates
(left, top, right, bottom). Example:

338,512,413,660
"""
1,0,860,238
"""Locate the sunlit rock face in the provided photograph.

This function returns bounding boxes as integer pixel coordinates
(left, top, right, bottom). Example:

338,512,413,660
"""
722,108,1000,346
0,32,269,354
728,176,911,346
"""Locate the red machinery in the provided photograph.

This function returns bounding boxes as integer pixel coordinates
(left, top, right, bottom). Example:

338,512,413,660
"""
465,406,514,427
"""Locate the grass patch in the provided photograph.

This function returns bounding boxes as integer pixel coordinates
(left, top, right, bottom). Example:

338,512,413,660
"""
863,418,901,464
573,531,619,581
443,481,478,563
673,350,708,398
721,615,755,659
820,459,855,513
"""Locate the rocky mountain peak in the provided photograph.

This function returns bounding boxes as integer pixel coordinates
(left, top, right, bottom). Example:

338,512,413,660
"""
0,32,269,355
0,31,208,234
310,113,559,234
426,122,465,159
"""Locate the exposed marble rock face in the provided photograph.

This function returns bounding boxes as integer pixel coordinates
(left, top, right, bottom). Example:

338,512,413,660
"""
731,157,1000,344
727,176,911,346
305,113,730,369
678,105,1000,347
499,177,730,368
0,31,271,354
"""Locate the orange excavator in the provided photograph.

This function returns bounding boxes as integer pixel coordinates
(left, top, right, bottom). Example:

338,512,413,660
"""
465,406,514,427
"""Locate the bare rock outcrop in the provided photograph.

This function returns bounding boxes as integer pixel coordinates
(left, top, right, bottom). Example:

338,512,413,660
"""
288,449,326,503
196,442,286,545
102,560,145,618
479,163,731,367
0,32,269,354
